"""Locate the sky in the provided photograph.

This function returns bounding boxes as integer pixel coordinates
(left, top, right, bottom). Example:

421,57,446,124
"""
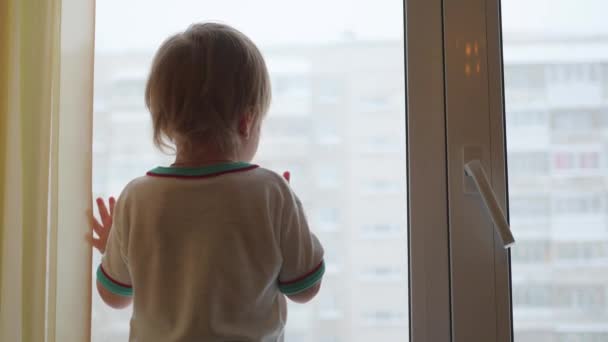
95,0,404,52
95,0,608,52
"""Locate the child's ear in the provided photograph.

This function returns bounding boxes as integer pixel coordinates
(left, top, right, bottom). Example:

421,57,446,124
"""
238,113,254,138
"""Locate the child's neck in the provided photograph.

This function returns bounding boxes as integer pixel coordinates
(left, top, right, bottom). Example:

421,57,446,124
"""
173,148,237,168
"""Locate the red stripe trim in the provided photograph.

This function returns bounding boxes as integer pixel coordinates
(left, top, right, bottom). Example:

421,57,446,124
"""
100,264,132,288
146,165,259,179
279,260,324,286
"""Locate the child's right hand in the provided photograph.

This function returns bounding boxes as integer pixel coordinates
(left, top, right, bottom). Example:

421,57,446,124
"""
283,171,290,183
89,197,115,254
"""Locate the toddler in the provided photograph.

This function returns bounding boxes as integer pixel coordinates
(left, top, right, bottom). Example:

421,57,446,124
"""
90,23,324,342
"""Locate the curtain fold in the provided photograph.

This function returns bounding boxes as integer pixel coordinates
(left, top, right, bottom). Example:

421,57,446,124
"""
0,0,95,341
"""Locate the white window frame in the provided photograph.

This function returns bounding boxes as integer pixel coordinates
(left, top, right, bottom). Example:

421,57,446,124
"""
442,0,513,337
406,0,452,340
407,0,515,341
88,0,522,340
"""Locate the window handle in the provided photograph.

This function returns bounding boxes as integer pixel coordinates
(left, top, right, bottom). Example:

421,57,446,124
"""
464,160,515,249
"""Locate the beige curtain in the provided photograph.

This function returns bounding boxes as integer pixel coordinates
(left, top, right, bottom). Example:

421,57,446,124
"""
0,0,96,341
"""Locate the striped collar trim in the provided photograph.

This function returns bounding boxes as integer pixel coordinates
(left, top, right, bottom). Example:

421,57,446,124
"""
147,162,258,179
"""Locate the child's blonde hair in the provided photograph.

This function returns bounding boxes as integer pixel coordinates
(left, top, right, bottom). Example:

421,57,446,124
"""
145,23,271,154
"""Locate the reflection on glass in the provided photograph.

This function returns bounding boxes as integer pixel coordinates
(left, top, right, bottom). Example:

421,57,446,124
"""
92,1,407,341
503,0,608,341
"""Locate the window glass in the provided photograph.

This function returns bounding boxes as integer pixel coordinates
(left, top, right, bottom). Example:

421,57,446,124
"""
93,1,408,341
502,1,608,340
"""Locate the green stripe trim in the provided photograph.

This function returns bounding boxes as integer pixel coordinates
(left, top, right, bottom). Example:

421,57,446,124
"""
96,265,133,297
148,162,254,177
279,261,325,295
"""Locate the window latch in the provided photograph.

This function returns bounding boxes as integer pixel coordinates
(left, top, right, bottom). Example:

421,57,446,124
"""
464,159,516,249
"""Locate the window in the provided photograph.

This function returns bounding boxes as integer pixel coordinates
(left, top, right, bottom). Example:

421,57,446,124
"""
315,208,340,232
555,241,608,263
269,62,312,117
362,311,407,327
360,179,401,195
513,284,606,310
360,223,402,239
313,77,344,105
503,65,546,104
358,266,403,282
90,0,608,340
360,136,401,154
552,193,604,216
512,284,552,307
508,151,550,176
318,288,342,320
553,110,595,132
314,123,342,145
93,1,410,340
323,246,342,274
558,332,608,342
320,337,340,342
553,150,601,172
511,240,550,263
503,1,608,340
106,76,147,110
315,165,340,189
509,195,550,219
506,111,547,128
358,96,391,113
504,65,546,89
547,64,600,84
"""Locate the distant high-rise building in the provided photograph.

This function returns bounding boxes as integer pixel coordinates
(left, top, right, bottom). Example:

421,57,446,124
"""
92,36,608,342
504,34,608,342
92,42,409,342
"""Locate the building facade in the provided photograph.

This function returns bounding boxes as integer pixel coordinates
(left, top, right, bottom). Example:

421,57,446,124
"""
92,36,608,342
92,42,409,342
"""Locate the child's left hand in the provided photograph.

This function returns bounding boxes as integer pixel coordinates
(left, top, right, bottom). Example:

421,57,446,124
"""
89,197,115,254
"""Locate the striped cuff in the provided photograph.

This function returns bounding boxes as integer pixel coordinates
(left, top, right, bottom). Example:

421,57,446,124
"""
97,264,133,297
279,260,325,295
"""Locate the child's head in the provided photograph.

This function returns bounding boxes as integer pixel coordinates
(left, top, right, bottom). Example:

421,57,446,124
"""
145,23,271,161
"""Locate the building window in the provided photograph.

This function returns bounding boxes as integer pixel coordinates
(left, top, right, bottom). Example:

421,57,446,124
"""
547,64,599,83
555,286,605,311
553,111,595,131
270,72,311,116
105,76,147,111
512,285,552,307
323,247,341,274
361,180,401,195
358,266,403,282
508,151,549,176
315,124,342,145
316,208,340,232
314,77,344,105
513,284,606,311
555,241,608,262
320,337,340,342
360,136,401,154
509,195,550,219
315,165,340,189
558,332,608,342
362,311,407,327
553,150,601,172
506,111,547,128
503,65,546,104
358,96,391,113
553,193,604,215
511,240,550,263
360,223,402,239
318,289,342,320
504,65,546,88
